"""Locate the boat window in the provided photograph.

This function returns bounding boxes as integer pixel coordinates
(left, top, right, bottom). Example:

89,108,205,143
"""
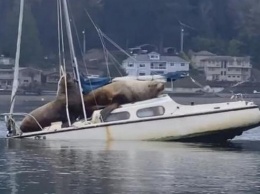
137,106,165,118
105,111,130,122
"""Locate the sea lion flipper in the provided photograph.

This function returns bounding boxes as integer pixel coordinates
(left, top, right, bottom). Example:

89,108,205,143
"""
100,93,130,121
100,103,120,122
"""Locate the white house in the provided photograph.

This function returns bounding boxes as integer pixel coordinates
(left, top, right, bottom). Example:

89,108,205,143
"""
202,56,252,82
0,56,15,66
122,52,189,76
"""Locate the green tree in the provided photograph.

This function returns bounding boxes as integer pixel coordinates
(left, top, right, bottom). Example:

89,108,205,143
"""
227,39,244,56
1,0,42,64
2,0,260,68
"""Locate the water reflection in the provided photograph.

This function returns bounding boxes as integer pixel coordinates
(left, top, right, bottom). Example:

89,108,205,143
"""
0,139,260,194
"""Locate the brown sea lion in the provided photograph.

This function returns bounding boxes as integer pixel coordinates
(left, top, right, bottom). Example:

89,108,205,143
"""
20,74,83,132
83,80,165,121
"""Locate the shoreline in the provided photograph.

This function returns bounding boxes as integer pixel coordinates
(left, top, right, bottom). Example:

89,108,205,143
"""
0,94,55,105
0,94,55,114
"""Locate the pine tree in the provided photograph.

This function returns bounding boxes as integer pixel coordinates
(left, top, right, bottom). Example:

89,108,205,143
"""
1,0,42,65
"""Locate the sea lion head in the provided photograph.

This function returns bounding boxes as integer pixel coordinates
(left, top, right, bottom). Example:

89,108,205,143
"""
147,81,165,97
57,73,80,98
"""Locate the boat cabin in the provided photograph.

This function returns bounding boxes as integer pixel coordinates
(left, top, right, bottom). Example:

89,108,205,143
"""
42,93,257,132
89,94,257,125
90,95,176,123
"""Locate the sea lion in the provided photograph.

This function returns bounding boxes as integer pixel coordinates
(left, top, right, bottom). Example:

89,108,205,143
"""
20,73,83,132
83,80,165,121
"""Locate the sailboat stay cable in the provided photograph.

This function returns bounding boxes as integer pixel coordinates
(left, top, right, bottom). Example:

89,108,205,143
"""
85,9,120,79
85,9,135,78
66,0,100,108
84,10,112,79
97,28,111,79
98,30,137,61
84,11,111,78
62,0,87,121
68,0,111,82
66,0,89,74
85,9,140,79
10,0,24,114
57,0,62,76
85,9,135,77
8,0,25,135
106,52,123,77
59,0,66,71
58,0,71,126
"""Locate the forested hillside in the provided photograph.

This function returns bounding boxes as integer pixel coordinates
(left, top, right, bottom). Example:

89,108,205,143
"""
1,0,260,67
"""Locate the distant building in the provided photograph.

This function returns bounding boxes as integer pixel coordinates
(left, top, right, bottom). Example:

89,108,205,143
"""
163,47,176,55
122,52,189,76
0,69,13,89
0,56,15,67
45,71,60,84
128,44,157,55
191,51,216,70
0,67,42,89
202,56,252,82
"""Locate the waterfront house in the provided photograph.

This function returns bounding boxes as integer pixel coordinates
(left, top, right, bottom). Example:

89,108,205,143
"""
0,67,42,89
122,52,189,76
19,67,42,86
191,50,216,71
45,71,60,84
164,73,224,94
202,56,252,82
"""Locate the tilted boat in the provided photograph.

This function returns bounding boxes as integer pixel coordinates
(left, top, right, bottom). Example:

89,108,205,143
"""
6,94,260,142
3,0,260,142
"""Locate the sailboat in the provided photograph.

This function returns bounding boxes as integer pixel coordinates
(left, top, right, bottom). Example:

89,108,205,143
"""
2,0,260,142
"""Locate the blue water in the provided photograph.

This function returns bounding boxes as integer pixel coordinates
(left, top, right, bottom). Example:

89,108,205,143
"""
0,121,260,194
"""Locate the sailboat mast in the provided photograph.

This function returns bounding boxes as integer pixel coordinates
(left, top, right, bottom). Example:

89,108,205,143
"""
10,0,24,115
61,0,87,121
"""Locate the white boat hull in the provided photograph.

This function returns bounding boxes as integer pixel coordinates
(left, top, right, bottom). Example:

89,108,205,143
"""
15,104,260,142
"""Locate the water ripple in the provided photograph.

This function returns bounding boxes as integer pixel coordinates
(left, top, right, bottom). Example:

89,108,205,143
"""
0,122,260,193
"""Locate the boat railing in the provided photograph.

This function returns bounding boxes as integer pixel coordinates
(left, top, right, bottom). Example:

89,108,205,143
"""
231,93,244,101
0,112,44,136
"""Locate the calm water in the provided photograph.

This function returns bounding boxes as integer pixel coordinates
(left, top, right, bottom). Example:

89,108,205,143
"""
1,99,260,193
0,126,260,194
